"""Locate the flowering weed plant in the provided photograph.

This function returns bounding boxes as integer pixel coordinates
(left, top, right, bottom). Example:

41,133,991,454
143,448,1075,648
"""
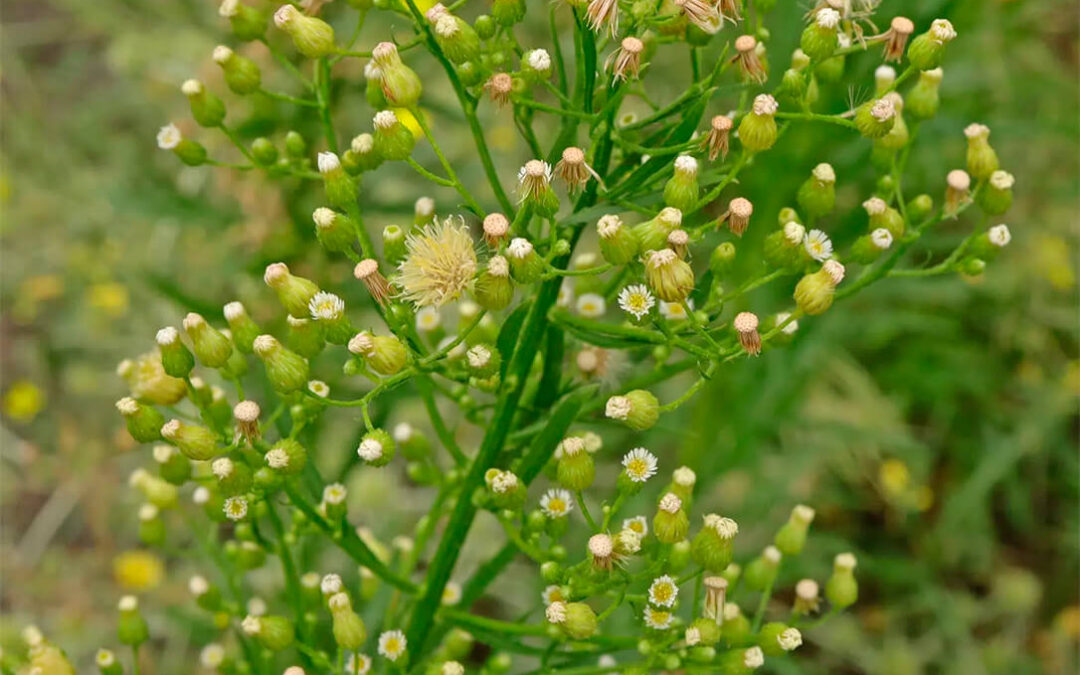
17,0,1019,673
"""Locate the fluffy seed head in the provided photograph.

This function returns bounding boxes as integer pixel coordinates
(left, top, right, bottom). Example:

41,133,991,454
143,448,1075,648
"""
396,218,478,307
589,533,614,558
483,213,509,239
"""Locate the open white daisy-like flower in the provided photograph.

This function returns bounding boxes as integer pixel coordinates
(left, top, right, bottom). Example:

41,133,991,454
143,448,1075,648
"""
622,447,658,483
648,575,679,607
617,284,656,320
804,229,834,261
643,605,673,630
622,515,648,537
576,293,607,318
377,630,407,661
309,291,345,321
660,298,692,320
540,488,574,518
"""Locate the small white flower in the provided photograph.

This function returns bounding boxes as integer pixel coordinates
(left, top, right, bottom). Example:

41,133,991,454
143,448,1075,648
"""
416,306,442,332
466,344,492,368
377,630,407,661
308,292,344,322
784,221,806,245
804,229,833,261
582,431,603,453
623,515,648,536
193,486,211,505
189,575,210,596
870,97,896,122
597,214,623,239
704,514,739,538
871,228,894,250
308,380,330,397
200,644,226,668
557,280,574,308
673,466,696,487
357,437,384,462
442,581,462,606
643,606,673,630
541,585,564,605
157,123,182,150
648,575,679,607
988,224,1011,247
373,110,398,129
540,488,574,518
744,646,765,668
685,626,701,646
775,311,799,335
346,654,372,675
219,0,239,17
751,94,778,116
545,601,568,623
659,299,692,320
605,395,631,420
241,615,262,635
778,627,803,651
576,293,607,318
989,170,1015,190
490,470,519,494
658,493,682,514
223,496,248,521
317,151,341,173
617,284,655,320
674,154,698,175
812,162,836,184
622,447,658,483
323,483,348,505
930,18,957,42
527,48,552,71
321,573,343,595
212,457,235,479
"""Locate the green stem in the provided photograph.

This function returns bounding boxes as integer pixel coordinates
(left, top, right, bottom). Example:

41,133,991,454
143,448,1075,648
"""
576,491,599,531
410,106,486,216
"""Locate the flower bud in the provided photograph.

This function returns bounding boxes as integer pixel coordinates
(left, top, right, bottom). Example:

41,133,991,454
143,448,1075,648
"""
212,45,261,94
645,248,694,302
964,123,999,180
863,196,905,238
907,19,956,71
96,649,122,675
796,163,836,219
156,123,207,166
212,456,253,496
138,503,166,545
738,95,778,153
854,97,896,139
484,468,524,508
556,437,595,491
689,617,722,646
432,12,481,65
800,8,840,61
849,228,894,264
154,444,192,484
759,623,801,656
492,0,525,26
466,343,500,377
357,428,396,467
117,596,149,646
373,110,416,161
743,546,781,591
372,42,423,107
264,262,320,317
547,601,597,640
907,193,934,222
253,335,310,393
265,438,307,475
155,326,194,378
348,332,409,375
223,301,260,354
328,592,367,649
906,68,943,120
117,397,166,443
969,223,1012,260
382,225,408,265
633,207,682,253
793,260,844,315
517,159,559,217
763,222,805,270
793,578,820,615
251,137,278,166
287,315,325,359
343,133,383,174
242,614,295,651
273,5,335,58
977,170,1014,215
312,208,357,253
945,169,971,216
663,155,700,213
318,152,358,210
825,552,858,608
308,292,352,345
710,241,737,276
474,255,515,310
220,0,267,41
605,389,658,431
182,313,233,368
773,504,815,555
507,237,545,284
161,418,218,461
182,79,226,128
654,492,690,543
691,515,739,572
130,467,180,508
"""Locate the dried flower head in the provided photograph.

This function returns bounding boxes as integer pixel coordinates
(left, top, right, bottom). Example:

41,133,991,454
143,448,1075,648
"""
554,146,600,193
704,114,733,161
484,72,514,106
732,35,766,83
607,37,645,81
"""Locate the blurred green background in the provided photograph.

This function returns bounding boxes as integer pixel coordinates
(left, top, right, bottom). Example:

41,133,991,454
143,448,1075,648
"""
1,0,1077,673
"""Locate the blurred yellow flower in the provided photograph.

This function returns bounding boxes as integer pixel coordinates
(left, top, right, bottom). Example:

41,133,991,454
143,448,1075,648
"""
1033,235,1074,291
22,274,65,302
1054,605,1080,639
913,485,934,512
3,380,45,422
392,107,424,140
88,282,130,318
113,550,165,591
879,458,910,497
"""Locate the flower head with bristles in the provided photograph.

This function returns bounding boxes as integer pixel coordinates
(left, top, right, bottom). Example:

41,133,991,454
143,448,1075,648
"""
395,218,478,307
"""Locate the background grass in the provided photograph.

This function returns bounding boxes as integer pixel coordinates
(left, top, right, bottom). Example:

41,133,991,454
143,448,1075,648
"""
1,0,1077,673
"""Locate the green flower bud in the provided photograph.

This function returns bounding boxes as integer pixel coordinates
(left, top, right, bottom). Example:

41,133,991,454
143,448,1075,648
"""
653,492,690,543
212,45,261,95
465,343,500,377
155,326,194,378
645,248,694,302
343,133,383,175
796,163,836,219
605,389,660,430
663,155,700,212
964,123,999,180
474,255,515,310
849,228,894,264
977,170,1014,215
273,4,335,58
284,130,307,158
814,52,845,83
317,152,358,210
763,222,806,270
875,95,909,151
743,546,781,591
720,603,752,646
431,12,481,65
138,502,166,545
223,301,260,354
116,397,165,443
116,597,150,647
261,438,305,476
211,456,253,496
794,260,844,316
907,19,956,71
182,313,233,368
250,137,278,166
863,197,905,238
253,334,310,393
691,515,739,572
220,0,267,41
775,68,807,105
308,291,352,345
521,48,552,81
286,315,325,359
799,8,840,61
356,428,396,467
773,504,815,555
709,241,737,276
129,468,179,509
311,207,357,254
154,444,191,484
161,418,218,461
720,646,764,673
633,207,683,253
546,601,597,640
907,193,934,221
264,262,320,317
96,649,122,675
348,332,409,375
517,159,559,218
371,110,416,162
968,223,1012,260
328,592,367,649
507,238,545,284
181,79,226,128
242,614,295,651
552,442,593,495
825,552,858,608
473,14,497,38
232,539,266,568
759,622,802,656
382,224,408,265
492,0,525,26
596,214,639,265
854,98,896,139
372,41,423,107
738,95,778,153
689,617,722,646
156,123,205,165
905,68,942,120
